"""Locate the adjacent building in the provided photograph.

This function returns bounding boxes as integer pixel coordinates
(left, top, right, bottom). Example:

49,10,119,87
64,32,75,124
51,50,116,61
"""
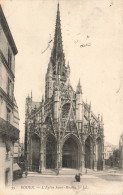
24,4,104,174
104,141,116,160
0,5,19,187
119,133,123,170
14,140,24,163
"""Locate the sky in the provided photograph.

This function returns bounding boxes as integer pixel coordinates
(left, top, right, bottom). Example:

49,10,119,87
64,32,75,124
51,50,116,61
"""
1,0,123,145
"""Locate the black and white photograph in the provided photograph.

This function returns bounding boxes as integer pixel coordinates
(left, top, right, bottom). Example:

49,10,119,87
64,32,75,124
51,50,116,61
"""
0,0,123,195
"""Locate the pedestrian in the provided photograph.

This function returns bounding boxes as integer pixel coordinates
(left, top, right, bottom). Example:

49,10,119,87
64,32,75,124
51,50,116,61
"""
25,170,28,177
85,168,87,174
75,173,80,182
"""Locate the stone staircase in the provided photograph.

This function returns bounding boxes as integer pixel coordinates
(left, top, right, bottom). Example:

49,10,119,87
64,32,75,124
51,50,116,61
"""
28,169,56,176
27,168,99,177
59,168,80,175
42,169,56,175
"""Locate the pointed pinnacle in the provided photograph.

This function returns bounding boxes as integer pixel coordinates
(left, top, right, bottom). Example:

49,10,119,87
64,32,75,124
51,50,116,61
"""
67,61,70,75
67,61,70,68
58,1,59,11
90,101,91,110
98,113,100,120
31,90,32,99
76,78,82,94
78,78,81,86
42,95,44,103
101,114,103,122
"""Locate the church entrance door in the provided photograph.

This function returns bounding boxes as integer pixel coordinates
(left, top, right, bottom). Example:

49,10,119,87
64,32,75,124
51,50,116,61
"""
62,137,78,169
85,136,94,169
46,134,57,169
31,134,40,172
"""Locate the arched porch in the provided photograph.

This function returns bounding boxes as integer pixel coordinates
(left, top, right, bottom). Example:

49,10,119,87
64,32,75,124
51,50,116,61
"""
96,137,103,170
45,134,57,169
85,136,94,169
61,134,82,170
31,133,40,172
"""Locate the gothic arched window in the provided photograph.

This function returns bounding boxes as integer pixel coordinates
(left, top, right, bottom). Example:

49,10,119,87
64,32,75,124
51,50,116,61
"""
62,103,70,118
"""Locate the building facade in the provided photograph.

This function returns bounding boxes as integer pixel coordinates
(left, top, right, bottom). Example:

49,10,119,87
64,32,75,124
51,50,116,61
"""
14,140,24,164
0,5,19,187
119,133,123,170
25,4,104,173
104,141,116,160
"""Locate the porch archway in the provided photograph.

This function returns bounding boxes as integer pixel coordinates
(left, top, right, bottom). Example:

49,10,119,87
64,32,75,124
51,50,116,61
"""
62,134,81,169
85,136,94,169
46,134,57,169
31,134,40,172
96,137,103,170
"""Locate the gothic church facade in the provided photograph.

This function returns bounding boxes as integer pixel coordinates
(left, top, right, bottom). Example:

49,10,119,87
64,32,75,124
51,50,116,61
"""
24,4,104,173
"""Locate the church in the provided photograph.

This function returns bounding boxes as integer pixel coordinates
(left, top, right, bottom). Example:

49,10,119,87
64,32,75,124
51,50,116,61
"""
24,4,104,173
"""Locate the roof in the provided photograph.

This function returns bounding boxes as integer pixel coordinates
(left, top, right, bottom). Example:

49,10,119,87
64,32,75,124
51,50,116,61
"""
13,163,21,171
0,5,18,55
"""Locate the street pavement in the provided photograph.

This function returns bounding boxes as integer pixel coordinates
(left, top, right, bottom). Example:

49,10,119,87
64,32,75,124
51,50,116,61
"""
6,170,123,195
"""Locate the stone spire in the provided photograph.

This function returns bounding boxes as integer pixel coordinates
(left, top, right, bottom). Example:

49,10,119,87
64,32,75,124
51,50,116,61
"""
76,79,82,94
42,95,44,103
31,91,32,100
50,3,66,76
98,113,100,121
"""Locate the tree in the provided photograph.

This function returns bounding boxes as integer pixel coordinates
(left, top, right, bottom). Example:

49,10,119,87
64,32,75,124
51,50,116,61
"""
113,149,120,167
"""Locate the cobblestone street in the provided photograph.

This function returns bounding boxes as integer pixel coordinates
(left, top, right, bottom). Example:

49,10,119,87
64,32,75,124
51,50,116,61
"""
6,172,123,195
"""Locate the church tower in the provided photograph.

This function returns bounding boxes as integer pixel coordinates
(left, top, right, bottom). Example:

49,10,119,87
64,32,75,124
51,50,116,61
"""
45,3,67,102
50,3,66,78
25,3,104,174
